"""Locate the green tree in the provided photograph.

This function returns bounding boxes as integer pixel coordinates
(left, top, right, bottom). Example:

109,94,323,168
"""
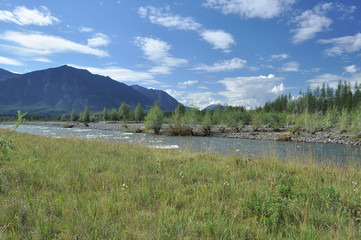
145,103,164,134
60,114,68,121
134,103,145,122
70,109,79,121
110,108,119,121
202,109,212,135
81,106,90,122
103,107,110,121
119,102,130,122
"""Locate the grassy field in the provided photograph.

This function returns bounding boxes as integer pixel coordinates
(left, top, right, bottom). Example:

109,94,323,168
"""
0,129,361,239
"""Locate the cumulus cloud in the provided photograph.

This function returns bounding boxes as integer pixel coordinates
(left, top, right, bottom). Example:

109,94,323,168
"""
178,80,198,88
70,65,157,84
0,31,109,57
138,6,236,52
87,33,110,47
218,74,285,107
0,56,23,66
318,33,361,56
200,30,236,52
307,72,361,89
192,58,246,72
203,0,296,19
138,6,201,31
134,36,187,74
280,61,299,72
0,6,59,26
270,53,289,60
291,3,333,44
166,89,219,109
344,65,358,73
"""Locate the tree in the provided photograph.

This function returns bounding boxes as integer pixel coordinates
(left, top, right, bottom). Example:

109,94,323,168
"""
134,103,145,122
145,103,164,134
60,114,68,121
118,102,130,122
81,106,90,122
103,107,110,121
202,109,212,135
110,108,119,121
70,109,79,121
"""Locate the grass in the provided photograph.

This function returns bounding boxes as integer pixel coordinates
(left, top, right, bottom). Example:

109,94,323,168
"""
0,129,361,239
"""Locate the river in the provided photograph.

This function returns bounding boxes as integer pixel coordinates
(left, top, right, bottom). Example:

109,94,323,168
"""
1,123,360,166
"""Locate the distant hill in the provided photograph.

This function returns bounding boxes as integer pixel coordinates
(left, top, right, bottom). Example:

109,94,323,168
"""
0,68,20,82
203,104,225,111
131,85,178,111
0,65,156,115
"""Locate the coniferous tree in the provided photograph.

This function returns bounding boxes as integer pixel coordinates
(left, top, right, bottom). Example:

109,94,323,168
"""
70,109,79,121
81,106,90,122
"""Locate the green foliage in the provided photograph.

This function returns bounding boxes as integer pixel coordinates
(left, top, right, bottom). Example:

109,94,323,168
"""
145,103,164,134
1,131,361,238
70,109,79,121
80,106,90,122
134,103,145,122
202,109,212,135
110,108,119,121
0,111,27,161
103,107,109,121
60,114,67,121
118,102,130,122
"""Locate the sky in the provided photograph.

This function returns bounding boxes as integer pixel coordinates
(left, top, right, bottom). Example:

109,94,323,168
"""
0,0,360,109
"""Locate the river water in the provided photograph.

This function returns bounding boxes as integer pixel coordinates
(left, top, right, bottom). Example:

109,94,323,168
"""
1,124,360,166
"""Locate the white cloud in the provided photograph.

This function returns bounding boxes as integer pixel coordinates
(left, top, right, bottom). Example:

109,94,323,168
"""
307,73,361,89
79,27,94,33
70,65,157,84
318,33,361,56
203,0,296,19
280,61,299,72
178,80,198,88
34,57,51,63
138,6,202,31
270,83,285,94
0,6,59,26
166,89,219,109
200,30,236,52
218,74,285,107
344,65,358,73
134,36,187,74
306,73,346,89
270,53,289,60
0,31,109,57
192,58,246,72
291,3,333,44
87,33,110,47
0,56,23,66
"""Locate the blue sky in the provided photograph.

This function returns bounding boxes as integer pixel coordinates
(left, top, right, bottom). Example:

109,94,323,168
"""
0,0,360,109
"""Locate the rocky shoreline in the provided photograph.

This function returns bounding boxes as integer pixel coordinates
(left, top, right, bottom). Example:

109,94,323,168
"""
1,121,360,146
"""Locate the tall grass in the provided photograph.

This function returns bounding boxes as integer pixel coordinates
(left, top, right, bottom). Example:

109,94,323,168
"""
0,130,360,239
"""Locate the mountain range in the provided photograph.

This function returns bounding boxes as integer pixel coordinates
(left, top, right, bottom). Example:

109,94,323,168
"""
0,65,179,115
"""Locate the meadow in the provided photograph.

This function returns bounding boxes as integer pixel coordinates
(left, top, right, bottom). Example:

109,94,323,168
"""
0,129,361,239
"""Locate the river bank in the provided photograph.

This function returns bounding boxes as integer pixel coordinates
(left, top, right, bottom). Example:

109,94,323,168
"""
1,121,360,146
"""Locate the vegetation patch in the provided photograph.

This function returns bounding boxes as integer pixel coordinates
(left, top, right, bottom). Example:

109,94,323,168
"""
0,130,361,239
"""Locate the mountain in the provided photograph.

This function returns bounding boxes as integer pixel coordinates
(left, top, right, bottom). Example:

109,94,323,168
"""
131,85,178,111
0,68,20,82
0,65,156,115
203,104,225,111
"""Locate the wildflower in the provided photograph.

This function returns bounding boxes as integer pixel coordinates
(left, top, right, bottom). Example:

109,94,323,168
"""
223,181,230,186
